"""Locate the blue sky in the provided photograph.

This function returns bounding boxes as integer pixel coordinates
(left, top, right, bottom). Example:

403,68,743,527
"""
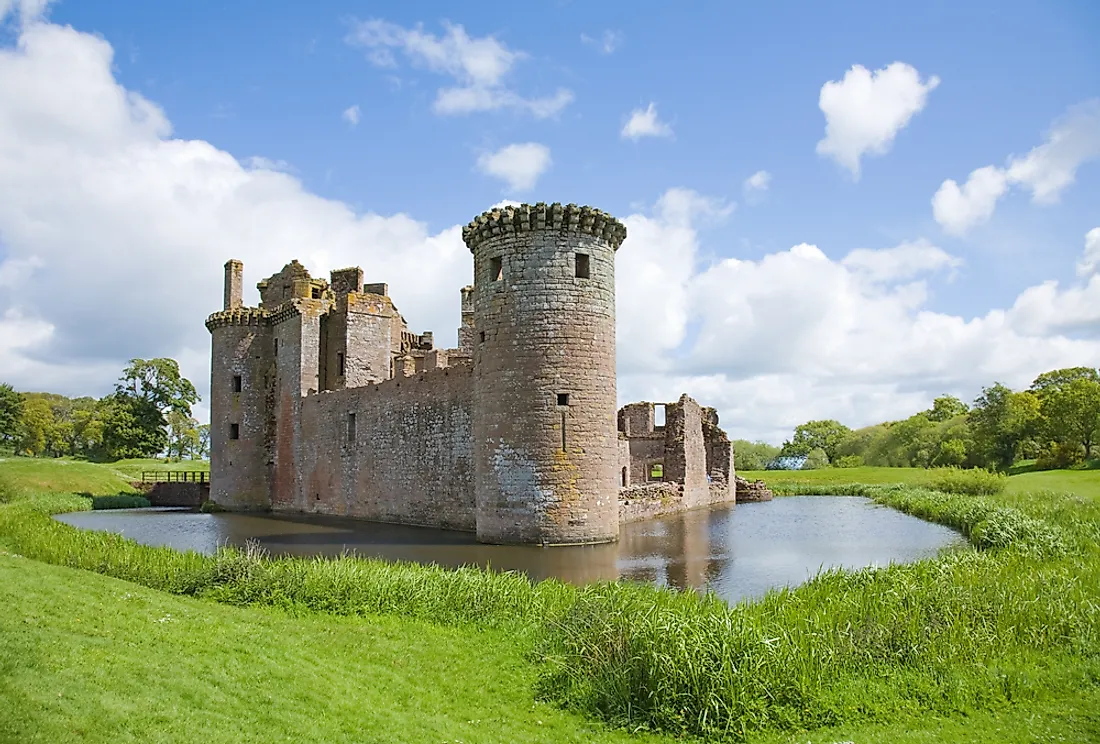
0,0,1098,442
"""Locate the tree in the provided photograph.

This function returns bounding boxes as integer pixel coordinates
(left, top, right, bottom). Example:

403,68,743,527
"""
116,358,199,416
926,395,968,422
104,358,199,460
732,440,781,470
196,424,211,460
781,420,852,465
1029,367,1100,460
19,396,55,456
800,448,829,470
166,410,200,460
968,383,1042,470
0,383,23,449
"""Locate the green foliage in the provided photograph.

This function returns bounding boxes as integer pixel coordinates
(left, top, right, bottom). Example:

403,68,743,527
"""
0,383,23,448
166,410,201,460
920,466,1007,496
101,393,168,459
925,394,969,422
800,447,829,470
1031,368,1100,460
834,454,864,468
90,495,151,509
968,384,1042,471
115,357,199,417
732,439,781,470
781,419,851,464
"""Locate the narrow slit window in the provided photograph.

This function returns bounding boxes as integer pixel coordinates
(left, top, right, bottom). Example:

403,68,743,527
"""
621,467,628,487
274,338,279,355
561,411,567,451
479,331,486,343
575,253,590,279
229,423,240,440
337,352,345,376
490,256,503,282
347,412,357,442
232,375,242,393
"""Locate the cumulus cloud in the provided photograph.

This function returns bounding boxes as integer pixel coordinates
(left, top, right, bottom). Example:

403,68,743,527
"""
1076,227,1100,277
621,102,673,140
816,62,940,179
581,30,622,54
932,100,1100,234
476,143,551,192
743,170,771,194
2,17,1098,444
342,104,360,126
345,19,572,118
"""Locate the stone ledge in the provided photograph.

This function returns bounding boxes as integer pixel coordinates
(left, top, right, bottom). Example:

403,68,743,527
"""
462,203,627,253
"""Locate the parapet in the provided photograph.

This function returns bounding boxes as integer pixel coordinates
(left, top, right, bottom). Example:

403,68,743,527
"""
462,203,628,253
205,307,268,330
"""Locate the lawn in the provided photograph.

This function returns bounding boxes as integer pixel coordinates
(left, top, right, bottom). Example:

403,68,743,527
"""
1,458,1098,743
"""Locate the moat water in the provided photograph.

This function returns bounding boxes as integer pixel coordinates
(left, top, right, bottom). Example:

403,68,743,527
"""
56,496,965,604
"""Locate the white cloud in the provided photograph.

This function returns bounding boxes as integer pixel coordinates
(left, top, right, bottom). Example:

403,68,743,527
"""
342,104,360,126
476,143,551,192
621,102,673,140
0,0,50,25
816,62,940,179
2,17,1098,445
932,100,1100,235
1076,227,1100,277
743,170,771,195
581,30,622,54
345,19,572,118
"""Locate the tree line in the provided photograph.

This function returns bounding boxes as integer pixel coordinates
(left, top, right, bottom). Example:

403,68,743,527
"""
0,358,206,461
734,366,1100,472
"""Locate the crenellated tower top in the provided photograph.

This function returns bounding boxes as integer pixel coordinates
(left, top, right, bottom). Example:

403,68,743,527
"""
462,202,627,253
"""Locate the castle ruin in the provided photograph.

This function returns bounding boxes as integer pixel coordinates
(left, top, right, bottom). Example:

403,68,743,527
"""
206,203,737,545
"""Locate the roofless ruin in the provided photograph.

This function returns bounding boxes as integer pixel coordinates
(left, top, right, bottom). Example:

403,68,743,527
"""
206,203,739,545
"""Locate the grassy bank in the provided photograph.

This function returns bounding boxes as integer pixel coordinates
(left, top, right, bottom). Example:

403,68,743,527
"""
2,458,1099,742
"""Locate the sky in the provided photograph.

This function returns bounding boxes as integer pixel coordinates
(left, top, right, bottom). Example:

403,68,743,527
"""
0,0,1098,444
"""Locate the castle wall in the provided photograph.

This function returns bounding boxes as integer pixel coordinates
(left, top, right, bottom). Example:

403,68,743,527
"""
663,396,710,508
270,304,324,510
703,406,735,502
294,365,475,531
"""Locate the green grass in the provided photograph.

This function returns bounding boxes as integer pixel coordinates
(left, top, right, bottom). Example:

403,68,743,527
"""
2,458,1099,742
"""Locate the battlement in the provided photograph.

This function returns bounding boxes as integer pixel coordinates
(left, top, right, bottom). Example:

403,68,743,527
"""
205,307,268,330
462,202,628,253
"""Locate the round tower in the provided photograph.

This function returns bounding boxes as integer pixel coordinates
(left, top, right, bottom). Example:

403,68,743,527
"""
205,260,272,510
464,203,627,545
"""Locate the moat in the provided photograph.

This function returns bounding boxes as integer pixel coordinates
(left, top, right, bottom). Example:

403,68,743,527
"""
57,496,965,604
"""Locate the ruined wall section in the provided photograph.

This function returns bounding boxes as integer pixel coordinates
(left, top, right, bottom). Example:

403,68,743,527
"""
702,406,735,502
663,395,710,508
206,308,273,509
467,203,627,545
295,364,475,531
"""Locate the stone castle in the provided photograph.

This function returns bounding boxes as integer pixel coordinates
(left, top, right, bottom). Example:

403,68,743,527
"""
206,202,739,545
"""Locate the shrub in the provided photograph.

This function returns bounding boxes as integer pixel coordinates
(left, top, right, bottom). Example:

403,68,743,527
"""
91,495,151,510
800,448,829,470
834,454,864,468
199,500,227,513
920,466,1007,496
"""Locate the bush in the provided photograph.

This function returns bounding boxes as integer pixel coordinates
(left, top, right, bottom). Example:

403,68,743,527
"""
834,454,864,468
199,500,227,513
1035,442,1084,470
91,494,151,510
920,466,1007,496
800,448,829,470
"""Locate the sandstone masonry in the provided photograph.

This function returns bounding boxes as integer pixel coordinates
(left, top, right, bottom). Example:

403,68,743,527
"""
206,202,737,545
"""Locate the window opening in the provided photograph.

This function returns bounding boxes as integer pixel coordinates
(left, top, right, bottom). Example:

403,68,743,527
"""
274,338,279,355
229,423,240,440
654,404,666,427
561,411,567,451
490,256,503,282
649,463,663,480
337,352,345,376
479,331,486,343
232,375,242,393
347,412,357,442
621,467,628,487
311,287,321,299
575,253,590,279
557,393,570,406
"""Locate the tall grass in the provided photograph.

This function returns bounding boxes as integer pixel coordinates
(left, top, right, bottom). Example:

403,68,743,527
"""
2,467,1098,741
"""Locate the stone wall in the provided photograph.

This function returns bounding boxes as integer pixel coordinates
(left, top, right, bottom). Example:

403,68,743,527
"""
295,364,475,531
467,204,625,545
663,395,709,508
146,482,210,507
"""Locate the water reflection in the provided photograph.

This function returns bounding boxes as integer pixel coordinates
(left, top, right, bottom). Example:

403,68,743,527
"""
57,496,966,605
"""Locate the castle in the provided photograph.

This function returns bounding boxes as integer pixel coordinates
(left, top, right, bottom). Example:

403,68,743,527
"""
206,203,737,545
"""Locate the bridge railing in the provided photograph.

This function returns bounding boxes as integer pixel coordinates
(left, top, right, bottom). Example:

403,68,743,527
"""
141,471,209,484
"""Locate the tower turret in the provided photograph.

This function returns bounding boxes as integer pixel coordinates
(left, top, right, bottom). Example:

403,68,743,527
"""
464,203,627,545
